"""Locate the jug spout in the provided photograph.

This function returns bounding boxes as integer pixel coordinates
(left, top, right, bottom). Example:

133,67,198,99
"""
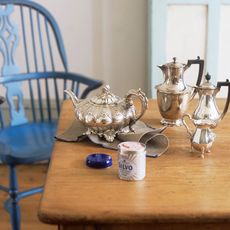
64,89,79,108
157,65,166,73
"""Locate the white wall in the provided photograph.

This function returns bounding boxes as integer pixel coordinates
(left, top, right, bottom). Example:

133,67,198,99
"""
166,5,207,88
158,2,230,98
37,0,148,97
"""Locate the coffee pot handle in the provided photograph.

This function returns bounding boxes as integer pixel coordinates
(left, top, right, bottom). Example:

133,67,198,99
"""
217,79,230,121
187,56,204,86
186,56,205,100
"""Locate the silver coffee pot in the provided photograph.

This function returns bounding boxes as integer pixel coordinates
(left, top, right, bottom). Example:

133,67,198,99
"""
182,114,216,158
192,73,230,125
156,57,204,126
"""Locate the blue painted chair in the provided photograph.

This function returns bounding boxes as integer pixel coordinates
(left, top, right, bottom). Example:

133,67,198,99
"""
0,1,102,229
0,96,5,104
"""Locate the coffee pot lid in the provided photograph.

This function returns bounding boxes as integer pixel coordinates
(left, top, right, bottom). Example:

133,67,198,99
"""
198,73,216,90
163,57,185,69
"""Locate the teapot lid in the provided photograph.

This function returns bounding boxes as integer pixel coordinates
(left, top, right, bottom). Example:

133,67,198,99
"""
90,85,120,105
198,73,216,90
163,57,185,69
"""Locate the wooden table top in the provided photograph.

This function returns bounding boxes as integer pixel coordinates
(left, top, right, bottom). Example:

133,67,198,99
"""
38,99,230,225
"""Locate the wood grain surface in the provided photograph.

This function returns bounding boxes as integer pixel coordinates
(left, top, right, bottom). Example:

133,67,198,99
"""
38,99,230,229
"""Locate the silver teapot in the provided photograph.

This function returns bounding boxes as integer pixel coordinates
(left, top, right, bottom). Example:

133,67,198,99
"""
156,57,204,126
182,114,216,159
65,85,148,142
192,73,230,125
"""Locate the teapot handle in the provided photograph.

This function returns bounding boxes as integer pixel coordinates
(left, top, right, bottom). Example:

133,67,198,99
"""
217,79,230,121
182,114,194,138
125,89,148,124
186,56,204,100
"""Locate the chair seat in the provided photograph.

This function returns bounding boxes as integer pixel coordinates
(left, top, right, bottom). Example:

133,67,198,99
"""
0,121,57,164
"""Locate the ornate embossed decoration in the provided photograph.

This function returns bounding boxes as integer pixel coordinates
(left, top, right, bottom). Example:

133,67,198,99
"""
65,85,148,142
0,4,19,75
0,4,27,125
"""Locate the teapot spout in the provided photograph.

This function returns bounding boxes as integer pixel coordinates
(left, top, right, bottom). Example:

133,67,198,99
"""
64,89,79,108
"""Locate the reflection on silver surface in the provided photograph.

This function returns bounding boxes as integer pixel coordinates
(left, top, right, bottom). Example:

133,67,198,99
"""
157,89,191,126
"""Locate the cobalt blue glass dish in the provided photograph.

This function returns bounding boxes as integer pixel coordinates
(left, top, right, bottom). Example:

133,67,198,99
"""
86,153,112,169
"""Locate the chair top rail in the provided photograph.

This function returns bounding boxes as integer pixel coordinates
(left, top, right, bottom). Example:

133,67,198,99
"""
0,72,102,86
0,0,68,71
0,72,103,98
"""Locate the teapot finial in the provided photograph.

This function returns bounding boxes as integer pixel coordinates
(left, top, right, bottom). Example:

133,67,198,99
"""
173,57,176,63
102,85,111,94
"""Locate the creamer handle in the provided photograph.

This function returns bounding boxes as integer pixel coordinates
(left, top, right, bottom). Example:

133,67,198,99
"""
182,114,194,138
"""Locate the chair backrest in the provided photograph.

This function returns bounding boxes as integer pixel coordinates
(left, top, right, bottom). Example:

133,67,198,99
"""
0,0,102,128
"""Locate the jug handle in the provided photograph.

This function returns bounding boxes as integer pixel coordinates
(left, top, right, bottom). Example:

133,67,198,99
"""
217,79,230,121
125,89,148,124
182,114,194,138
186,56,204,100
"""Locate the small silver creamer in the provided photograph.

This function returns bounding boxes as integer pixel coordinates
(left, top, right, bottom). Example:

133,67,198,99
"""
182,114,217,159
65,85,148,142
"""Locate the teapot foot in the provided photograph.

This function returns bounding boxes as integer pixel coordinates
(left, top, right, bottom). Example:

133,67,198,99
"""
200,147,206,159
190,146,194,153
103,129,117,143
160,118,183,127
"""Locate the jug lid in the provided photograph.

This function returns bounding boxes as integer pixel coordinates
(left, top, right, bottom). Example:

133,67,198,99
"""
163,57,185,69
198,73,216,90
90,85,120,105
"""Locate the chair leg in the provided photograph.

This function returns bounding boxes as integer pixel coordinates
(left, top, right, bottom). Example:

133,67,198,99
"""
8,164,21,230
9,200,21,230
3,165,44,230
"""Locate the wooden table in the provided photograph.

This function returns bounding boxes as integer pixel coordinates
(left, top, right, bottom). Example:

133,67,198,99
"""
38,100,230,230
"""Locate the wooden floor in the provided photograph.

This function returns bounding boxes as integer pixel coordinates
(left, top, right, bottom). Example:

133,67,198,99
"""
0,164,57,230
